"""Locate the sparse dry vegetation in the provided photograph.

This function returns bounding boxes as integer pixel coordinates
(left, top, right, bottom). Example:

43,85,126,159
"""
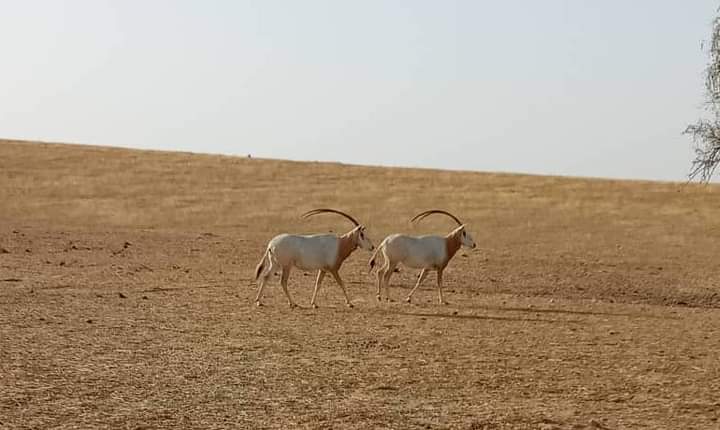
1,139,720,429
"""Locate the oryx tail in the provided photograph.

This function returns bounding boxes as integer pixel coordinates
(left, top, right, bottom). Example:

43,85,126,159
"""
254,248,271,280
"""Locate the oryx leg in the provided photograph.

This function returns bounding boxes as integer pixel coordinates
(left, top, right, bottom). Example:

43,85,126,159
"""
310,270,326,308
254,276,268,306
382,262,398,302
376,263,387,301
436,269,447,305
375,252,391,301
279,267,296,308
330,270,353,308
405,268,429,303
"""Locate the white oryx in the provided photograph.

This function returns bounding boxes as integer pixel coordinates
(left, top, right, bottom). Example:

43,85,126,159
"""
369,210,476,305
254,208,375,308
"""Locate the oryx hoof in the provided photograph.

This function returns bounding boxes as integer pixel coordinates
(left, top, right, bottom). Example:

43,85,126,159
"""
346,302,354,308
255,301,263,307
289,302,298,309
311,303,318,309
404,297,412,303
376,295,382,302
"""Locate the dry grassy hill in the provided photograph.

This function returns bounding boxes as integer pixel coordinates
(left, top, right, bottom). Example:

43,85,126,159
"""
1,139,719,429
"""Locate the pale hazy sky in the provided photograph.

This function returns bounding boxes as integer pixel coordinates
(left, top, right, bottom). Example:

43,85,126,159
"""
1,1,717,181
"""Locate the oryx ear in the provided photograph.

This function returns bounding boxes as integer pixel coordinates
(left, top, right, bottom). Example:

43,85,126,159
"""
450,224,464,236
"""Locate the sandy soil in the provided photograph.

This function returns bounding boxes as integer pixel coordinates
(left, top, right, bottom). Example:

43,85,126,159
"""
1,139,719,429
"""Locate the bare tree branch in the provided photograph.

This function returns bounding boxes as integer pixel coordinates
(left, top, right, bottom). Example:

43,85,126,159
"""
685,13,720,182
685,120,720,182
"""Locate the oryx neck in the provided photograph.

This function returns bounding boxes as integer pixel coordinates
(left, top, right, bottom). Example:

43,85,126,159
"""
334,230,357,269
444,230,462,264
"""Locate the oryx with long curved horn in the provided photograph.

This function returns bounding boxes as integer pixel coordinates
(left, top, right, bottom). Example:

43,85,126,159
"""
368,210,476,305
254,208,375,308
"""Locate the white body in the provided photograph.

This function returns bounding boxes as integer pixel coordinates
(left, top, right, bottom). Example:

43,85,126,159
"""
254,223,374,308
380,234,449,269
267,233,341,271
370,224,475,304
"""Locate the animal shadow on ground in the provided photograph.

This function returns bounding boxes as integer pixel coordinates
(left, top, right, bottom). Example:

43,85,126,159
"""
466,303,680,321
365,308,582,325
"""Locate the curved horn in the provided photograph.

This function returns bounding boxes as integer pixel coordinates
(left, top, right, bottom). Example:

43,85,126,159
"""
301,208,360,227
410,209,463,227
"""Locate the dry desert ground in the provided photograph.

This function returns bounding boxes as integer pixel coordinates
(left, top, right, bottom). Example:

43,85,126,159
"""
1,139,719,429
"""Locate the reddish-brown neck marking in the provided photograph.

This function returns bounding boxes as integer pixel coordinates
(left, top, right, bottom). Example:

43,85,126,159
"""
332,230,358,270
443,229,462,268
